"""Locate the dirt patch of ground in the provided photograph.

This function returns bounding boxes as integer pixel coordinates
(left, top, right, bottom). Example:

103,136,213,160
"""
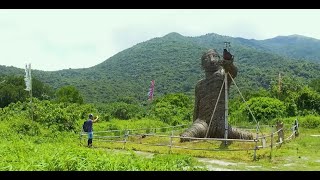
197,158,246,171
106,148,245,171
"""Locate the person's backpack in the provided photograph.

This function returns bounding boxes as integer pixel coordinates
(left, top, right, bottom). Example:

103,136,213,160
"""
82,120,89,132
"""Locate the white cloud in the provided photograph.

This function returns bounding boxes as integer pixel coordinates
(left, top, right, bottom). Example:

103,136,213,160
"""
0,9,320,71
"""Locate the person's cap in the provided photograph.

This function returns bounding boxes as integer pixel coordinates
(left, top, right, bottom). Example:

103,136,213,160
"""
89,114,93,118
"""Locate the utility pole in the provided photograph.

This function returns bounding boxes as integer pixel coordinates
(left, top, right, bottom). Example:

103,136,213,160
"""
24,63,33,121
30,64,33,122
223,42,231,146
224,70,228,146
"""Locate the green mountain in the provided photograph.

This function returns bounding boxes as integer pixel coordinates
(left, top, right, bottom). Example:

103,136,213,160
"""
1,32,320,103
234,34,320,63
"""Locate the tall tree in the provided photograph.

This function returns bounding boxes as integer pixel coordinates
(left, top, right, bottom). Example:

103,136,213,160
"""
55,86,84,104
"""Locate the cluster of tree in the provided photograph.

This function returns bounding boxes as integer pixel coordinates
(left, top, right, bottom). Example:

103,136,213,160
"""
1,75,319,133
0,75,53,108
229,76,320,124
0,75,84,108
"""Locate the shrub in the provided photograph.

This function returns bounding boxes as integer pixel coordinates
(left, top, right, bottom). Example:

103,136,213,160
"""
239,97,286,123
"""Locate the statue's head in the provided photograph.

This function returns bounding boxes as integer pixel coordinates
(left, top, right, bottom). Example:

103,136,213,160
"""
201,49,221,72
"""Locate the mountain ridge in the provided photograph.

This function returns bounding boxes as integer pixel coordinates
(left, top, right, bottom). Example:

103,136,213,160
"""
1,32,320,103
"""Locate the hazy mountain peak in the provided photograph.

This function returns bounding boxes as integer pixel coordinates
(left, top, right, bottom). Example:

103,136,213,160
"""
289,34,306,38
163,32,184,38
268,34,319,41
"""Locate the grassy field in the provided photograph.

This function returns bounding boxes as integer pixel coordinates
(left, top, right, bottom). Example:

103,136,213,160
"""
1,116,320,171
85,125,320,171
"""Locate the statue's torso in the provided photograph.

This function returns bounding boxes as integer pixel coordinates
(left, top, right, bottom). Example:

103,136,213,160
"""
196,71,225,122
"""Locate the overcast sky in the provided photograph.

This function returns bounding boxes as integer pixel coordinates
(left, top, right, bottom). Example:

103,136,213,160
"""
1,9,319,71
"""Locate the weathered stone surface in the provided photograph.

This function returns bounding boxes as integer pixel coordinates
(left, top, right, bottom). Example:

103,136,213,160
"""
180,49,253,142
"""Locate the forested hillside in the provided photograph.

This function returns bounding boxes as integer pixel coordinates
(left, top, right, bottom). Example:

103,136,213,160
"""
234,34,320,63
1,32,320,103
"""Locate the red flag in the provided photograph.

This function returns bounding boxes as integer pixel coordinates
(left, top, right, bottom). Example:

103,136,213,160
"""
148,80,155,101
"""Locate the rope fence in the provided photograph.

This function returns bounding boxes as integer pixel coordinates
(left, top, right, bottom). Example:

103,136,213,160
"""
79,119,299,160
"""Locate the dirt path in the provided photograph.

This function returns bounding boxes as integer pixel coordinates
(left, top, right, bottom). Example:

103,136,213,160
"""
103,148,245,171
196,158,245,171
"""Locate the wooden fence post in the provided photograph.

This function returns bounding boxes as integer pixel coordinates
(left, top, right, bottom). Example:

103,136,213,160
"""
253,122,260,161
253,132,259,161
276,121,284,144
294,119,299,137
169,131,173,154
123,130,129,149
